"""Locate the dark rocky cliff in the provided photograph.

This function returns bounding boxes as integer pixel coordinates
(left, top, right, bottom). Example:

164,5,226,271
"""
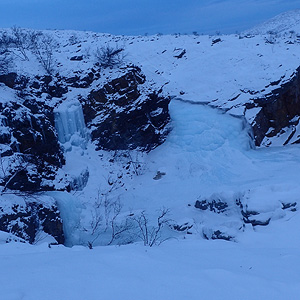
0,195,64,244
82,66,171,151
248,66,300,146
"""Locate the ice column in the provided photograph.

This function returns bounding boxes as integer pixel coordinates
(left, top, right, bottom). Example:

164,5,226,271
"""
54,101,88,149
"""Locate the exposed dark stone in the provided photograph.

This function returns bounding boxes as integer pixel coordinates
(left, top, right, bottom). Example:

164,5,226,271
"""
212,38,222,45
82,66,170,151
6,169,42,192
195,199,228,213
173,49,186,59
70,55,83,61
0,99,64,192
0,200,64,244
153,171,166,180
172,222,193,232
37,204,64,244
0,72,17,88
0,131,11,144
244,217,271,226
41,75,52,85
203,229,233,241
211,230,232,241
65,75,80,86
30,81,40,89
251,66,300,146
241,208,271,226
282,202,297,210
65,72,94,88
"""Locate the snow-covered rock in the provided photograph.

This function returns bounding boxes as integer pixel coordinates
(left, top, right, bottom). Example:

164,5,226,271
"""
82,66,170,151
0,194,64,244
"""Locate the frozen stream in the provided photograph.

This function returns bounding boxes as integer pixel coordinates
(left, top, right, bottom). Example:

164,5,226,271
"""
50,99,300,246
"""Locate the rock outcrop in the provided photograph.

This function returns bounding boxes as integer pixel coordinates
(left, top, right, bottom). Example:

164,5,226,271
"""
0,195,64,244
0,96,64,192
247,66,300,146
82,66,171,151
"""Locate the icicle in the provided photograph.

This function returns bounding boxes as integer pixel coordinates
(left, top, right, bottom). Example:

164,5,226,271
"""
54,101,88,150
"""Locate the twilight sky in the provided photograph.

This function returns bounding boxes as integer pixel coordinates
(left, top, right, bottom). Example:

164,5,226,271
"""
0,0,299,35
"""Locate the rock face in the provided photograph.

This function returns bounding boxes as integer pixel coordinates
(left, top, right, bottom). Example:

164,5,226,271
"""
0,97,64,192
82,66,171,151
0,197,64,244
249,66,300,146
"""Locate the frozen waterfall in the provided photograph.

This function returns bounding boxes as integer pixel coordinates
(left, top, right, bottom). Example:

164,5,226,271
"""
54,100,90,191
54,100,88,150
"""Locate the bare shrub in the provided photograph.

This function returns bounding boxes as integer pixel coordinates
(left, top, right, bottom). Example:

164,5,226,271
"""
0,28,30,62
95,44,126,69
265,30,279,44
30,31,57,74
69,34,79,45
87,189,132,248
130,208,172,247
112,150,146,176
10,26,30,61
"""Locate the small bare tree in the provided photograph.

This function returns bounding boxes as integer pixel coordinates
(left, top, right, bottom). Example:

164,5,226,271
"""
30,31,57,74
107,200,132,245
10,26,30,61
112,150,145,176
130,208,171,247
0,28,30,62
87,190,131,248
95,44,126,69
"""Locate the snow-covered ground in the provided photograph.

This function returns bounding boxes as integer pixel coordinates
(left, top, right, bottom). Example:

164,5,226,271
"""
1,219,300,300
1,10,300,299
1,100,297,299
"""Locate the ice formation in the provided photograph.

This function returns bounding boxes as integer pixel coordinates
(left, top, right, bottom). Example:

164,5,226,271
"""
54,101,88,149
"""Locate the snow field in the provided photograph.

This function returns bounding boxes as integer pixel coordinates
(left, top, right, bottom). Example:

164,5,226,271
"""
0,232,300,300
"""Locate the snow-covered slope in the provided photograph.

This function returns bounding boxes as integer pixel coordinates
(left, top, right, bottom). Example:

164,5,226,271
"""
1,230,300,300
2,25,300,147
245,9,300,35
